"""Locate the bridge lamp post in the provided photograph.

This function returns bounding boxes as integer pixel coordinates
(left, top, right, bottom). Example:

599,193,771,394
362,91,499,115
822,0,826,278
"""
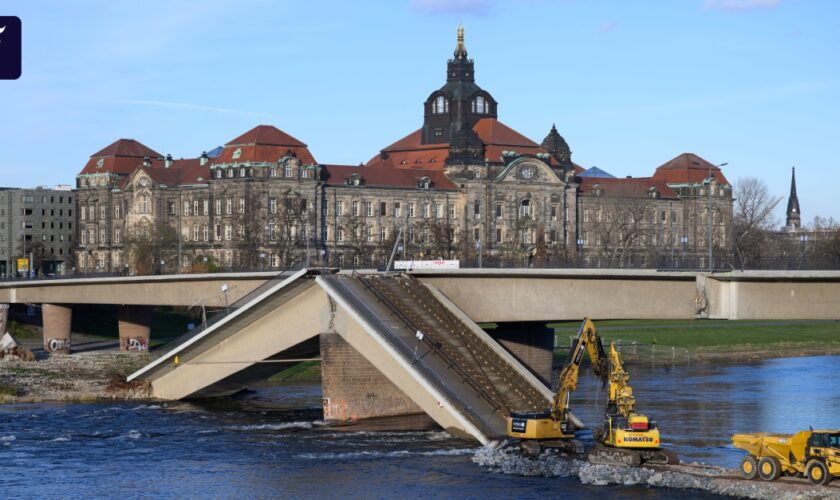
799,234,809,269
221,283,230,313
680,235,688,268
576,238,584,268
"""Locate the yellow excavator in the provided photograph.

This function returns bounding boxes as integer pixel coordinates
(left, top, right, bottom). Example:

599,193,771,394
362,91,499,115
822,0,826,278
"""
506,318,677,465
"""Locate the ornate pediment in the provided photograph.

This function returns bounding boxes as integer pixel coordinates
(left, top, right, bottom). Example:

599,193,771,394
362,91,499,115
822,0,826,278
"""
494,156,562,185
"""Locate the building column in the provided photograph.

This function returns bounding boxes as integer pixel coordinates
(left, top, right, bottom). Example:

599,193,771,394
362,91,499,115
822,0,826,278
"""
118,305,152,352
319,332,423,423
488,322,555,385
0,304,8,334
42,304,72,354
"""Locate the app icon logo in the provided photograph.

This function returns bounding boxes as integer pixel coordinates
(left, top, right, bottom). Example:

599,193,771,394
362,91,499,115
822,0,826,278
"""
0,16,22,80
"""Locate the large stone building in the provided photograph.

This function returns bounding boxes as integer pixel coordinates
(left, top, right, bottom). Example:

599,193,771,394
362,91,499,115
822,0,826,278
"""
73,28,733,273
0,186,76,277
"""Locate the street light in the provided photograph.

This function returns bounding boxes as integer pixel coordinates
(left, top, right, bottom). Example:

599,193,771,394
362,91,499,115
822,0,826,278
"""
680,235,688,268
221,283,230,313
576,238,584,267
705,162,728,272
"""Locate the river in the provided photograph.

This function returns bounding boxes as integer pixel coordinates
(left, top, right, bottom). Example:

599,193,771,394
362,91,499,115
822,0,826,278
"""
1,355,838,498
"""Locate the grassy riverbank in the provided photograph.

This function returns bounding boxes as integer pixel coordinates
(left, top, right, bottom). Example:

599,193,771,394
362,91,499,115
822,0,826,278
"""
551,319,840,363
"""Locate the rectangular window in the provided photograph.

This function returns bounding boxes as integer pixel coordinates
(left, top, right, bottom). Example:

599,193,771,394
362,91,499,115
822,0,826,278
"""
380,201,387,217
434,203,443,219
215,199,221,215
495,203,503,219
203,200,209,215
394,202,402,218
238,225,244,239
495,228,502,243
239,198,245,214
352,201,360,216
184,202,190,216
193,200,199,216
225,224,232,240
168,202,176,215
337,201,344,216
366,225,374,242
583,209,589,223
284,164,293,178
115,228,121,244
269,198,277,214
100,229,106,244
551,205,558,221
408,203,416,218
215,224,222,239
474,199,481,217
100,206,106,219
81,206,86,220
379,226,386,242
81,230,87,244
226,198,232,215
550,229,557,243
365,201,373,217
448,203,455,219
337,227,345,242
423,202,430,219
474,227,480,242
203,225,209,241
671,210,677,224
408,226,415,243
193,225,199,241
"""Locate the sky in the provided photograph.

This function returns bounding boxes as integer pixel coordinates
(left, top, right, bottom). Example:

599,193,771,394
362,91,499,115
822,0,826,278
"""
1,0,838,224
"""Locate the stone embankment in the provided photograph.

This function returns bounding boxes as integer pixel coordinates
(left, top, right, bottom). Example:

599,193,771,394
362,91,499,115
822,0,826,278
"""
473,446,840,499
0,351,152,403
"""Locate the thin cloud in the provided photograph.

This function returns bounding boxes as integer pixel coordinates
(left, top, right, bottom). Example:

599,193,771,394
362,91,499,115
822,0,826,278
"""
598,20,619,33
409,0,495,16
111,99,265,117
704,0,780,12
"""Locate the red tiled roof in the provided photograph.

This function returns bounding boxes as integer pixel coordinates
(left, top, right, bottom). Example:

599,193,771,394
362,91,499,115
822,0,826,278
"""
366,118,567,169
322,165,457,190
115,159,210,188
652,153,730,185
214,125,317,165
577,176,680,200
90,138,161,159
225,124,307,148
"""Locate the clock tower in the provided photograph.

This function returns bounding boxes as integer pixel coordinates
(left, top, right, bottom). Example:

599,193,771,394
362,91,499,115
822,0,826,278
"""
786,166,801,230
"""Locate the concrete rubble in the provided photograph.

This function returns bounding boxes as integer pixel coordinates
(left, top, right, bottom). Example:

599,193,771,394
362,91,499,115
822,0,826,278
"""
473,446,840,500
0,332,34,361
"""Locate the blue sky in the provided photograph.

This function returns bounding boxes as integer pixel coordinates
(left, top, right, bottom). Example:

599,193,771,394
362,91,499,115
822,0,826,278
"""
1,0,838,223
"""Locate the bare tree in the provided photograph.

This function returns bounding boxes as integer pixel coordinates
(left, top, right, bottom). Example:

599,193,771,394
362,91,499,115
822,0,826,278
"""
810,216,840,269
733,177,782,268
264,193,308,269
16,237,47,275
588,185,650,266
125,222,179,275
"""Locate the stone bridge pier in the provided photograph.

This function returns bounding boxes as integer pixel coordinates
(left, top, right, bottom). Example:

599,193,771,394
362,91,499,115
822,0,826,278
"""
42,304,72,353
118,305,153,352
0,303,8,334
487,322,555,385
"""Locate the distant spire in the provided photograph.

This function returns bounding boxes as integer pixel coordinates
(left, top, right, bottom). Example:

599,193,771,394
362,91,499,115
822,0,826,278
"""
786,166,801,230
454,25,468,60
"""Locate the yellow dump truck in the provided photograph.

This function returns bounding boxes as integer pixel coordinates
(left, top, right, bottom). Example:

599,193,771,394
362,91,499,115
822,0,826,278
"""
732,430,840,485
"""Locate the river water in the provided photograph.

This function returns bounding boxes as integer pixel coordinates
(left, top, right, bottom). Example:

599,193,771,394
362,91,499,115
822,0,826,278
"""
1,356,838,499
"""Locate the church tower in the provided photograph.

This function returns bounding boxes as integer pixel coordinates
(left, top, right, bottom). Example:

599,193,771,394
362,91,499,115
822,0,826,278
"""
786,166,801,230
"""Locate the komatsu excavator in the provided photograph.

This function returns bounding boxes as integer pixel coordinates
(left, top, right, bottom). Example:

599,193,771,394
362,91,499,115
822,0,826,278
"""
506,318,677,465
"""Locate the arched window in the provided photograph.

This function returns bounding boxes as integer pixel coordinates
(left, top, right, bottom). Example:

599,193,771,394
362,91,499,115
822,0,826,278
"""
472,95,487,114
519,199,531,219
433,95,448,114
139,195,149,214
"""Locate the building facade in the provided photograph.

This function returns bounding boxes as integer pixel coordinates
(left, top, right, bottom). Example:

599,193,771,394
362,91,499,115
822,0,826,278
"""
73,28,733,273
0,186,76,277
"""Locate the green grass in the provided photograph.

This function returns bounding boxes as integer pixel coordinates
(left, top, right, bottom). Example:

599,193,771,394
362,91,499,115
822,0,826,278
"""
0,382,19,396
267,361,321,382
7,321,40,339
549,319,840,349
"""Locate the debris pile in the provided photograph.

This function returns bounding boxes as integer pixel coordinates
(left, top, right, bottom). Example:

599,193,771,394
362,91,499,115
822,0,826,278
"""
0,333,35,362
472,446,838,500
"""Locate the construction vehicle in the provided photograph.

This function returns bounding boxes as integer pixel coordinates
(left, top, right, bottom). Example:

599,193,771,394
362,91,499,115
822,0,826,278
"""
506,318,677,465
587,341,677,466
732,430,840,485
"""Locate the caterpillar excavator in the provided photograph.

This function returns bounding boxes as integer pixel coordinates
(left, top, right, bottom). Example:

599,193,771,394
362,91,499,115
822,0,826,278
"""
506,318,677,466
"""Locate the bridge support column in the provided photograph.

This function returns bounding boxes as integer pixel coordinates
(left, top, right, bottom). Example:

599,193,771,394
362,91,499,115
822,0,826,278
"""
42,304,72,354
118,305,152,352
0,304,8,334
488,323,555,385
319,332,422,422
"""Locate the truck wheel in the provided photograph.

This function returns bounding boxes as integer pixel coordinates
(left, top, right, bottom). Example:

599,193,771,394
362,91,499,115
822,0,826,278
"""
806,460,832,486
758,457,781,481
739,455,758,480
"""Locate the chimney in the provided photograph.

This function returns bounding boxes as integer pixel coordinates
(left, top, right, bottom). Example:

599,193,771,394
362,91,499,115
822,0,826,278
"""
142,156,151,168
165,154,173,168
200,151,209,166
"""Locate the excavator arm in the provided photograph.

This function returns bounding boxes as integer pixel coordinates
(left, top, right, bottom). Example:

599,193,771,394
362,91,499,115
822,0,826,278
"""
550,318,609,421
607,341,636,418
